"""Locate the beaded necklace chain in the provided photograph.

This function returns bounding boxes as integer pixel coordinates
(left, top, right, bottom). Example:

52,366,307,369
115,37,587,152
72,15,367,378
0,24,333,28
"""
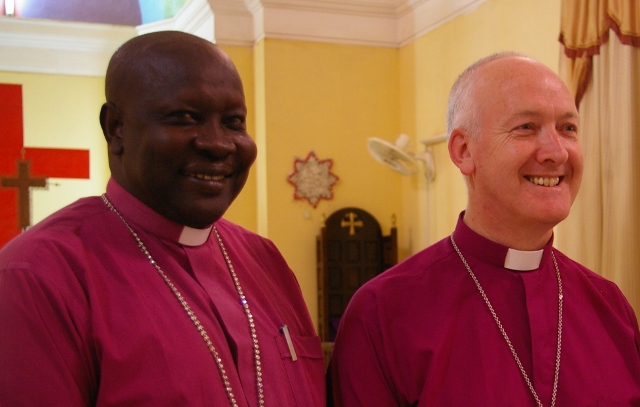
102,194,265,407
450,235,562,407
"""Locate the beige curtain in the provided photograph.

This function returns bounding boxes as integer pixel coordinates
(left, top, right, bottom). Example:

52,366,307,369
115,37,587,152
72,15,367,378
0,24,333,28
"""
556,0,640,314
559,0,640,106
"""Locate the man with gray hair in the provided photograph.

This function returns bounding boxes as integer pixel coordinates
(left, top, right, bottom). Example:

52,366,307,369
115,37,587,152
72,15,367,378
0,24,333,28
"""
330,52,640,406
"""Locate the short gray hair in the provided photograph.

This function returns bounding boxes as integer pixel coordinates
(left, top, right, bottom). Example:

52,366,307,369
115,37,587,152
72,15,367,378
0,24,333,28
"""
446,52,529,138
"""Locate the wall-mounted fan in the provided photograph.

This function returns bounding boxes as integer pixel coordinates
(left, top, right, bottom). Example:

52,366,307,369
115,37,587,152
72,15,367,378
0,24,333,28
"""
367,134,418,175
367,134,445,181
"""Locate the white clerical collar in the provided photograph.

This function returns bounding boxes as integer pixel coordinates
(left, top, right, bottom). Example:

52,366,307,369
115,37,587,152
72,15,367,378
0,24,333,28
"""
504,247,544,271
178,225,212,246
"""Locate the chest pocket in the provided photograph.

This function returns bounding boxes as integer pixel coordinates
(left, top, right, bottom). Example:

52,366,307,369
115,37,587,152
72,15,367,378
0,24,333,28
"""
275,333,325,407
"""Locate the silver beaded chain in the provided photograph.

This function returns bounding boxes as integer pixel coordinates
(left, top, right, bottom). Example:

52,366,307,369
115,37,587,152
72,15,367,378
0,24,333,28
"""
450,235,562,407
102,194,265,407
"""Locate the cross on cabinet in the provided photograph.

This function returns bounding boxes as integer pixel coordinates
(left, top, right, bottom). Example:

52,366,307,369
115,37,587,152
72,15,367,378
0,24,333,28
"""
316,207,397,343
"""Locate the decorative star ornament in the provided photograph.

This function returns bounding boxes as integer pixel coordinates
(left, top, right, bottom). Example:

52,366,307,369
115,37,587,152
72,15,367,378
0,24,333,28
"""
287,151,339,208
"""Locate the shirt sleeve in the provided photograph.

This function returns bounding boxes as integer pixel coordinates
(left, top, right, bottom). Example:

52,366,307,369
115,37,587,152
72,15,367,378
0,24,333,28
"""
330,287,400,407
620,287,640,355
0,265,95,406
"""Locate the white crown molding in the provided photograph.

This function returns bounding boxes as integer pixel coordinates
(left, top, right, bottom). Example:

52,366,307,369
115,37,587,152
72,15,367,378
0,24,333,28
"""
207,0,263,46
261,5,398,47
397,0,487,46
0,0,488,76
0,16,136,76
211,0,488,47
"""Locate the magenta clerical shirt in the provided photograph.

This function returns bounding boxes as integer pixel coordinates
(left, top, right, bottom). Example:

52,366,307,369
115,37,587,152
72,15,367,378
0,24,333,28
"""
331,213,640,406
0,178,325,406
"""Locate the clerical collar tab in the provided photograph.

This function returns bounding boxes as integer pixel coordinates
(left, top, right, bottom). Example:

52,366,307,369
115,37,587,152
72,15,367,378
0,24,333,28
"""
504,248,544,271
179,226,212,246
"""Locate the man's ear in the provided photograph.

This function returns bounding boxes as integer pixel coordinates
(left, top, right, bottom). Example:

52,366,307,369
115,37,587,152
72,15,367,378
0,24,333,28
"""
100,103,124,156
448,128,475,176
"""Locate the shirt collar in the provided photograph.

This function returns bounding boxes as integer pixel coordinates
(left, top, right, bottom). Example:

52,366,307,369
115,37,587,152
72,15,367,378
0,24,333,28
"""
504,248,544,271
452,212,552,272
105,178,212,247
178,225,212,246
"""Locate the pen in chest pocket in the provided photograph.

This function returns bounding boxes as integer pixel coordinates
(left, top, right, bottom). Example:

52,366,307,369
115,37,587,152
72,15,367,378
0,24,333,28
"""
280,324,298,361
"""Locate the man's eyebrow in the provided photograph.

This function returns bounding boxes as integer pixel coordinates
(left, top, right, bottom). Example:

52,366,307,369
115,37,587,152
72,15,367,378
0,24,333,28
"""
511,109,540,118
559,111,579,120
510,110,579,120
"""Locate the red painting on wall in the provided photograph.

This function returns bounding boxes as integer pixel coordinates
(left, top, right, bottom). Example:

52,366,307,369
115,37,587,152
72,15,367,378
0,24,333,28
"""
0,83,90,247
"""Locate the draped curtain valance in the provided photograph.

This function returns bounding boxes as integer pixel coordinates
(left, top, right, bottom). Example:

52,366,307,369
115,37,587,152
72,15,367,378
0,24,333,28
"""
556,0,640,316
559,0,640,106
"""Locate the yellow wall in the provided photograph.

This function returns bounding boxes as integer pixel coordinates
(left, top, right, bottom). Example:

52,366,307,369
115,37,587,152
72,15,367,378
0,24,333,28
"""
260,39,402,324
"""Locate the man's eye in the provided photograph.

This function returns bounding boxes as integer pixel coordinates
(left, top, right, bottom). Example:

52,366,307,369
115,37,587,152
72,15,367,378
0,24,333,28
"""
519,123,534,130
165,111,198,124
224,116,246,130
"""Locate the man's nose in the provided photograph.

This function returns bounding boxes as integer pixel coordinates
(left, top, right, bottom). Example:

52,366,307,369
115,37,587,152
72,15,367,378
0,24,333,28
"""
536,127,569,164
193,123,236,155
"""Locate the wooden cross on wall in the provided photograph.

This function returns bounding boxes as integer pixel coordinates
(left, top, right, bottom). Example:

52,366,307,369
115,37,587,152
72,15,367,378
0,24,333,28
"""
0,83,90,246
1,156,46,229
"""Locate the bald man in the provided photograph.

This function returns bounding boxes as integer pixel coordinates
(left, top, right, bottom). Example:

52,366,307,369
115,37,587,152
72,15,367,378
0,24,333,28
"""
0,31,325,406
330,53,640,406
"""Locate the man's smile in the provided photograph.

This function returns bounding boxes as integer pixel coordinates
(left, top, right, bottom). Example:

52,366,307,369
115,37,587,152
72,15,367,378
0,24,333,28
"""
187,172,225,181
525,176,561,187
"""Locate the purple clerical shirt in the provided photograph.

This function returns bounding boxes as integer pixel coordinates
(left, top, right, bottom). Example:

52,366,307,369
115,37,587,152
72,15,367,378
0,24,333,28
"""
331,213,640,406
0,178,325,406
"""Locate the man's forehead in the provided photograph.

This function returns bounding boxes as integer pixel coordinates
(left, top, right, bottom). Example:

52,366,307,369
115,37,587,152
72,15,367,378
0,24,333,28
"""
126,44,230,83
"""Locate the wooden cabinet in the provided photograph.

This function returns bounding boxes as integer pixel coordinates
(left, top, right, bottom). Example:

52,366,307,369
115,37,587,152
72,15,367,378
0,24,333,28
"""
317,207,397,343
